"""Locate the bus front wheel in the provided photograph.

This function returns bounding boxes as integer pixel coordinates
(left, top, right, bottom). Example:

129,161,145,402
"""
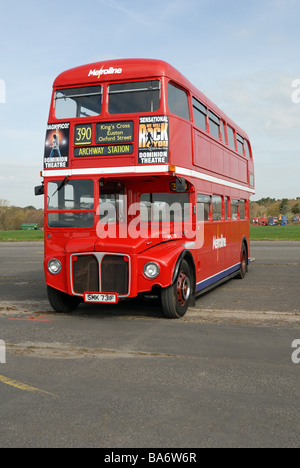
161,260,192,319
47,285,81,313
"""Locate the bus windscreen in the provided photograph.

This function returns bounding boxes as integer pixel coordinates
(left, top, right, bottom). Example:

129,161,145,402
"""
55,86,102,119
108,80,160,115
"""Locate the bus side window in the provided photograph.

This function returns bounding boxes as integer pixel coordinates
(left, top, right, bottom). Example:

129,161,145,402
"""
245,140,251,160
225,196,229,220
227,125,236,150
212,195,222,221
231,199,239,220
208,111,221,140
192,97,207,131
167,83,190,121
237,134,245,156
220,120,226,143
240,200,246,220
197,194,211,222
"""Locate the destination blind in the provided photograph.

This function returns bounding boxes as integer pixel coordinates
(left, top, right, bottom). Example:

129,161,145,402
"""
74,144,133,157
73,121,134,146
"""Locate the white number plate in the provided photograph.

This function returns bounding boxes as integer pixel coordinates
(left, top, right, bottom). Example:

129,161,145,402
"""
84,293,118,304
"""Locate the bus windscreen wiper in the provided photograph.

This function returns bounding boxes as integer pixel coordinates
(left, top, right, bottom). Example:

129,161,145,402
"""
53,176,70,196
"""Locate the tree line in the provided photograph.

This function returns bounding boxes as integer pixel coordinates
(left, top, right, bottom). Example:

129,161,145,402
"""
250,197,300,220
0,197,299,231
0,200,44,231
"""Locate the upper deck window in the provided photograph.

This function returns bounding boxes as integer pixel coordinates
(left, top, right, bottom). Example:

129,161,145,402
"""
192,97,207,131
245,140,251,160
208,111,220,140
55,86,102,119
167,83,190,120
108,80,160,115
227,125,236,150
237,134,244,156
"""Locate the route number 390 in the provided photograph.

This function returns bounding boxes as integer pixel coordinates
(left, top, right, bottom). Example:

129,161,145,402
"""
74,124,92,145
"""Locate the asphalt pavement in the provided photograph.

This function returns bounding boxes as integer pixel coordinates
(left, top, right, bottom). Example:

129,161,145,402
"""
0,241,299,448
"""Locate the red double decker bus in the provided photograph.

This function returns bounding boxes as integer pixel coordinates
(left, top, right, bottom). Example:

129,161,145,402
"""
35,59,255,318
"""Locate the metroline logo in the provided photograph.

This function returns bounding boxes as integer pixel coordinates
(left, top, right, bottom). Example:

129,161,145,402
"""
213,235,227,249
88,66,123,78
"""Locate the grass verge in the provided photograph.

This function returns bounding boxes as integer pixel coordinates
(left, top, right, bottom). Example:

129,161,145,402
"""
250,224,300,241
0,230,44,242
1,226,300,242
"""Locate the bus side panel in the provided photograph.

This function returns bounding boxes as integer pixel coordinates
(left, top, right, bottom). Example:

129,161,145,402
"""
210,140,224,176
193,129,211,171
238,158,248,184
169,116,192,169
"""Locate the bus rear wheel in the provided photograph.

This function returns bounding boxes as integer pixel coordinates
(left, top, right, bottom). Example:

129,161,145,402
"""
47,285,81,313
161,260,192,319
237,243,248,279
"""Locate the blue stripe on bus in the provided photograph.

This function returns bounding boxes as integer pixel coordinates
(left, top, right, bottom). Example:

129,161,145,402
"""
196,263,241,293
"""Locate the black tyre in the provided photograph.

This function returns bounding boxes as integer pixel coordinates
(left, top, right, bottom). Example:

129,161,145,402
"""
237,243,248,279
161,260,192,319
47,285,81,313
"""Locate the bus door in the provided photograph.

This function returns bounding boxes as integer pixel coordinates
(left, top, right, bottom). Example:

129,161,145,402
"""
195,194,211,288
211,195,226,274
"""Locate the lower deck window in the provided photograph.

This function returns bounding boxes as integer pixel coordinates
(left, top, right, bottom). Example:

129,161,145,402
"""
47,179,94,228
240,200,246,219
231,199,239,220
212,195,222,221
197,194,211,222
48,212,94,228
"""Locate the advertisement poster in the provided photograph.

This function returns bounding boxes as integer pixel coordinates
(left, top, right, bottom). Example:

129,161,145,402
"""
44,122,70,169
138,116,169,164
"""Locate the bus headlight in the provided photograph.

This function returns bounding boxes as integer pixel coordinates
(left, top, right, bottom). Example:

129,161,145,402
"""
143,262,160,279
48,259,62,275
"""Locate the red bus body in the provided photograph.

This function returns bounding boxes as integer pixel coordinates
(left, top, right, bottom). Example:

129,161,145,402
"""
39,59,255,318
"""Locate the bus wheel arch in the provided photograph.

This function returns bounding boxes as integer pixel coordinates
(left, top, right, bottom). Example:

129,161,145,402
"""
237,238,248,279
47,285,81,313
161,251,196,319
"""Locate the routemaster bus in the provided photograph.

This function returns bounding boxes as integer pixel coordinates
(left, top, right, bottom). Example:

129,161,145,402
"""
35,58,255,319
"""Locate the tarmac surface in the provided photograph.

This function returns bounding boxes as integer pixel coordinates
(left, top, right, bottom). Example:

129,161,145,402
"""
0,241,299,448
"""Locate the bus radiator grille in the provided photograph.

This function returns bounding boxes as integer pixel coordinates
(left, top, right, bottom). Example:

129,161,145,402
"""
72,254,129,296
101,255,129,295
72,255,99,294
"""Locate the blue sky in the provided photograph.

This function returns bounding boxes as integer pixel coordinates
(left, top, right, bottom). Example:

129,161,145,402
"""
0,0,300,207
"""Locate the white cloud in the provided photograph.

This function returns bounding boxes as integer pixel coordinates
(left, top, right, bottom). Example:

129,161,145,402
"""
206,70,300,139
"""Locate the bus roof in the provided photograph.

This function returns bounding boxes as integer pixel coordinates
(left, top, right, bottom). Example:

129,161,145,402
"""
53,58,249,140
54,58,187,87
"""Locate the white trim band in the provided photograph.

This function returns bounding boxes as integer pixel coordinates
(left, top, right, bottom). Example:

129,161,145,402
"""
42,165,255,194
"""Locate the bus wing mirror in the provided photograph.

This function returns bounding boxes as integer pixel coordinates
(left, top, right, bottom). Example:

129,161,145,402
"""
34,184,44,196
175,177,186,192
